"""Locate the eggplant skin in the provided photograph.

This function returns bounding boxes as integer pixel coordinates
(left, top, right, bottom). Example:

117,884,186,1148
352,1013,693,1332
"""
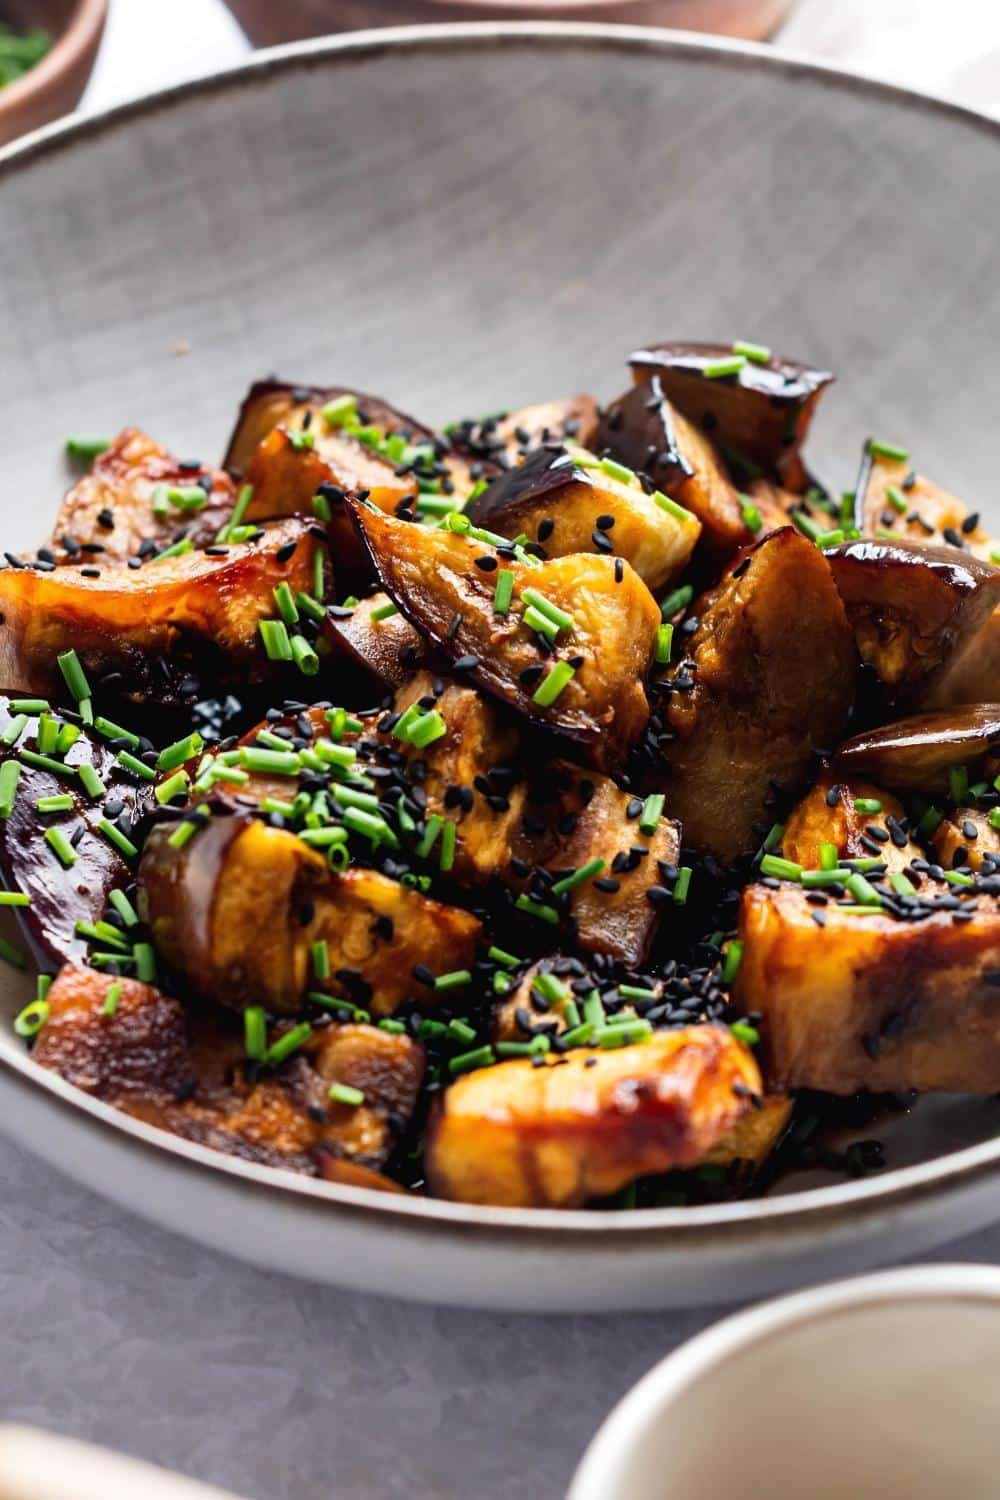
737,883,1000,1095
628,342,833,492
31,965,422,1181
597,378,748,557
0,694,150,969
322,592,426,691
825,538,1000,702
0,518,325,706
424,1025,761,1207
48,428,236,563
139,815,482,1017
466,442,701,593
648,527,856,863
224,380,434,476
834,707,1000,795
927,607,1000,709
349,498,660,773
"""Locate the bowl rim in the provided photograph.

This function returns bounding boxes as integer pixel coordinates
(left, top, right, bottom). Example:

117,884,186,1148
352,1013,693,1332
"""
567,1262,1000,1497
0,0,108,123
1,19,1000,1249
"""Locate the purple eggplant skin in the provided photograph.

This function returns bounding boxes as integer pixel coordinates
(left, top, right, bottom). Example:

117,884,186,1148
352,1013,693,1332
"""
825,538,1000,702
594,378,693,494
0,694,153,970
465,446,587,528
834,706,1000,794
628,340,834,492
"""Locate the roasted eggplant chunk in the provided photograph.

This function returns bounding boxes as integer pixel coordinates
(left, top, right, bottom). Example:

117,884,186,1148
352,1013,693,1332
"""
854,443,994,557
466,443,701,592
350,499,660,772
139,815,481,1017
597,377,748,557
449,395,600,471
825,538,1000,703
738,883,1000,1095
702,1095,794,1174
513,762,682,966
628,342,833,492
243,422,418,526
48,428,236,563
835,708,1000,795
646,527,855,862
32,965,422,1179
424,1025,761,1207
927,607,1000,709
0,695,151,968
933,807,1000,874
323,592,426,692
0,518,327,706
780,774,919,874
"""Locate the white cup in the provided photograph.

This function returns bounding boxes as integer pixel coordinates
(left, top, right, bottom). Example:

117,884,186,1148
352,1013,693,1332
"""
569,1265,1000,1500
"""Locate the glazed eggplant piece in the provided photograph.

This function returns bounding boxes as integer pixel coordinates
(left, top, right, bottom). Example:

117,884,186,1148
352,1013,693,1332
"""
825,538,1000,704
349,499,660,773
139,815,481,1017
835,708,1000,795
0,695,151,968
628,342,834,492
597,377,749,557
926,608,1000,708
854,443,995,557
933,807,1000,874
32,965,423,1180
513,761,682,967
737,882,1000,1095
243,423,417,527
0,518,327,707
424,1025,761,1207
702,1095,794,1175
466,442,701,592
48,429,236,563
780,774,919,875
323,592,427,692
645,527,856,863
448,395,600,471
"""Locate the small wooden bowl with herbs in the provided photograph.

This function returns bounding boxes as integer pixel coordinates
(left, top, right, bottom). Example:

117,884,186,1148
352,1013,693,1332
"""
0,0,107,148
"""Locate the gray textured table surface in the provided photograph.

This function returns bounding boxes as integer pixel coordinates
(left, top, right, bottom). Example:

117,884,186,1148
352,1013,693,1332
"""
5,4,996,1499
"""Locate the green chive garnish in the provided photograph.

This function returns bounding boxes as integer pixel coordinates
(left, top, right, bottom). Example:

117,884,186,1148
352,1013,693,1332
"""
819,842,839,871
290,636,320,676
265,1022,313,1066
738,494,763,534
703,355,746,379
155,769,190,804
653,491,695,524
370,599,399,623
99,820,138,860
109,889,140,927
439,819,457,872
435,969,472,992
853,797,882,814
732,340,771,364
639,794,665,836
45,827,77,867
9,699,48,714
66,437,110,461
531,661,575,708
885,484,907,514
0,890,28,907
102,983,123,1018
117,750,156,782
515,893,560,925
660,584,693,619
0,761,20,818
672,866,692,905
244,1006,267,1061
760,854,803,882
239,747,300,776
521,588,574,633
655,623,674,665
156,733,204,774
448,1045,495,1076
322,394,359,427
34,795,73,814
14,998,48,1036
550,857,605,896
259,619,293,661
730,1021,759,1046
845,872,882,906
94,717,140,749
598,456,635,486
57,649,90,704
721,940,744,985
329,1083,365,1107
493,569,514,614
868,438,909,462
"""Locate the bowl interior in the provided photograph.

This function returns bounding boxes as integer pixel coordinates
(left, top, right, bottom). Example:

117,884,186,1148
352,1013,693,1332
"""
1,26,1000,1222
573,1272,1000,1498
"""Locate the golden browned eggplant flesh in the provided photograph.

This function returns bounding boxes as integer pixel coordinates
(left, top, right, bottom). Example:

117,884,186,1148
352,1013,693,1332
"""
5,355,1000,1211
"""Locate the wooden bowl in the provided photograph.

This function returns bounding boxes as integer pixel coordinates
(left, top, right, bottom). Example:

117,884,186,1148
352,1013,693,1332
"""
0,0,107,147
223,0,796,49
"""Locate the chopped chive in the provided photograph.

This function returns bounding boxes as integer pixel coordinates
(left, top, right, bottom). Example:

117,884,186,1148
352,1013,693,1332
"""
738,494,763,534
156,733,204,774
639,793,665,836
99,820,139,859
731,340,771,364
0,890,28,907
259,619,293,661
117,750,156,782
329,1082,365,1107
551,857,605,896
0,761,20,818
817,529,845,548
311,940,330,980
0,714,26,747
35,795,73,814
109,888,140,927
239,747,300,775
240,1006,266,1060
167,485,209,512
342,807,400,848
65,437,110,461
439,819,457,872
655,623,674,665
515,893,560,925
262,1022,313,1067
101,982,123,1018
322,393,359,427
446,1019,477,1045
19,748,77,778
854,797,883,814
944,870,975,888
522,605,558,641
217,482,254,543
448,1045,495,1076
819,842,839,870
44,827,77,867
868,438,909,462
652,491,695,524
759,854,803,882
378,1019,406,1035
722,940,744,985
36,715,59,755
948,764,969,804
885,484,908,514
312,491,333,523
672,866,692,905
845,872,882,906
290,635,320,676
703,355,746,379
531,661,575,708
493,569,514,614
133,942,157,983
521,588,574,633
594,1020,652,1048
407,711,447,750
801,869,851,888
890,871,918,898
496,1040,545,1058
560,1021,596,1048
153,538,194,562
416,814,443,859
488,946,520,970
167,818,202,850
295,592,325,624
533,972,570,1005
151,483,170,519
14,997,48,1036
272,581,300,626
36,974,52,1003
56,649,90,704
917,806,944,839
660,584,693,619
618,984,656,1002
55,724,80,757
9,699,48,714
598,456,635,486
370,599,399,623
730,1020,759,1046
791,510,824,544
155,769,190,804
94,717,140,749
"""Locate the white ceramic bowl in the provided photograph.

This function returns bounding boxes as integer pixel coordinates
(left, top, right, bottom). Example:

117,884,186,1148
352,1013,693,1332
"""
0,1427,245,1500
570,1264,1000,1500
2,24,1000,1310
